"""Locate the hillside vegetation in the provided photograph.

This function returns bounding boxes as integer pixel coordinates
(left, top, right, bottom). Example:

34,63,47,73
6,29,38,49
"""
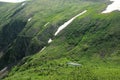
0,0,120,80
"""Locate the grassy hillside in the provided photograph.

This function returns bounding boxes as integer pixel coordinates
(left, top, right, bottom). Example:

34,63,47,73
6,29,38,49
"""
0,0,104,69
0,0,93,68
0,0,120,80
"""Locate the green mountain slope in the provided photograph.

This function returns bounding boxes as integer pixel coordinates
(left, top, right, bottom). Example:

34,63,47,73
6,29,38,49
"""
0,0,93,68
0,0,120,80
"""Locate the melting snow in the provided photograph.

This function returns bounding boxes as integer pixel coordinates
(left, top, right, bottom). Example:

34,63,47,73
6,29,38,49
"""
40,10,87,53
48,38,52,43
44,22,50,27
54,10,87,36
28,18,32,22
40,47,46,52
0,0,26,3
21,2,26,6
0,67,7,73
67,62,81,66
102,0,120,13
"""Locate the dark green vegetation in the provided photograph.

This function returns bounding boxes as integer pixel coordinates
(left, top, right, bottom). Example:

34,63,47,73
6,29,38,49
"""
0,0,120,80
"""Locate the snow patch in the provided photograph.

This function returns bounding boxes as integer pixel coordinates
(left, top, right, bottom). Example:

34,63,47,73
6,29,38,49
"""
54,10,87,36
40,47,46,52
48,38,52,43
44,22,50,27
28,18,32,22
67,62,81,66
21,2,26,6
102,0,120,13
0,0,26,3
0,67,7,73
40,10,87,53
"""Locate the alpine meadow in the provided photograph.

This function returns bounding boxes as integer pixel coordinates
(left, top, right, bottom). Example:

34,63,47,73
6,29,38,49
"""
0,0,120,80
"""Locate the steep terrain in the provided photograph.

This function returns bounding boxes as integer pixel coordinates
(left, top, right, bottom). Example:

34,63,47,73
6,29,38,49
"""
0,0,120,80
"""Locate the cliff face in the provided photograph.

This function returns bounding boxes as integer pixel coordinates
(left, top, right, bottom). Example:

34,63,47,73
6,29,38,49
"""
0,0,120,80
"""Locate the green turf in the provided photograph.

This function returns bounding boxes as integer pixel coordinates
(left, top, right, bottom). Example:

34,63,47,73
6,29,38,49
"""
0,0,120,80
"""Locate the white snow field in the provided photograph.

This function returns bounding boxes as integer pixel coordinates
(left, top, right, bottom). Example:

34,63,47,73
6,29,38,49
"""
102,0,120,13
